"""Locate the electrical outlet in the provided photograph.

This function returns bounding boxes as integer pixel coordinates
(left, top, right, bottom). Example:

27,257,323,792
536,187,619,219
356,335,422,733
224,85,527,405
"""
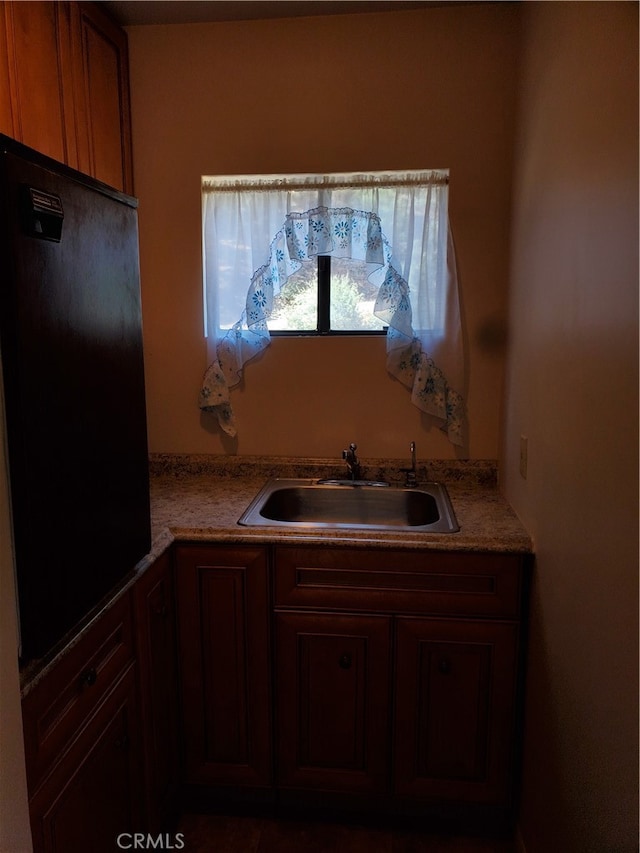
519,435,528,479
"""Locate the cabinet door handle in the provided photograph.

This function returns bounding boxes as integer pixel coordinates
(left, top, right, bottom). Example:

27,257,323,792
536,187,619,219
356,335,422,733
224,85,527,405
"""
81,667,98,686
339,653,352,670
438,659,451,675
155,604,168,618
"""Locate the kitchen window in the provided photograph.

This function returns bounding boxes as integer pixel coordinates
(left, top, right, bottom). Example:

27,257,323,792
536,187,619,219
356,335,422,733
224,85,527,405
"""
199,170,465,445
268,255,387,335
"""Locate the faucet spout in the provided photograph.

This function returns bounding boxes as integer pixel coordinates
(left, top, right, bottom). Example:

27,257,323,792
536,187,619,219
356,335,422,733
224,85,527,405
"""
342,443,361,481
402,440,418,487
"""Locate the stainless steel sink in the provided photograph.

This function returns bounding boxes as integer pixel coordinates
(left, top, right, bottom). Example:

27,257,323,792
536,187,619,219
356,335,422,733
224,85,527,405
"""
238,479,459,533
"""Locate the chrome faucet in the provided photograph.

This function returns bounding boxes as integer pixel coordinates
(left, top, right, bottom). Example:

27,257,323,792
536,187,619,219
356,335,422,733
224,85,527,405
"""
401,440,418,487
342,443,361,481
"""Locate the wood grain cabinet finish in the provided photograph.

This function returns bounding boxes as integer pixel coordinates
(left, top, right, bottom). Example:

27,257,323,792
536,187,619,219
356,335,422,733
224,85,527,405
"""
134,549,180,833
71,2,133,192
393,616,519,805
22,590,136,794
0,1,75,163
28,666,143,853
0,0,133,192
274,546,522,618
274,545,526,813
175,544,272,789
275,611,391,795
174,542,527,818
22,591,144,853
0,6,13,135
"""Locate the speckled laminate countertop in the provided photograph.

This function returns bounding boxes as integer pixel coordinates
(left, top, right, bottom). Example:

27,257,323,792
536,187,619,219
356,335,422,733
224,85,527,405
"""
147,455,533,554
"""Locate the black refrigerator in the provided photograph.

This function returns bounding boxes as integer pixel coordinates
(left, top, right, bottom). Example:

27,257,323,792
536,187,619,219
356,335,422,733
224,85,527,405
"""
0,135,151,662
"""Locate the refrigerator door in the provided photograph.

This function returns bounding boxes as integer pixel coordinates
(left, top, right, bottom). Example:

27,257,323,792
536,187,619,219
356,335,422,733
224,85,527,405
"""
0,138,150,661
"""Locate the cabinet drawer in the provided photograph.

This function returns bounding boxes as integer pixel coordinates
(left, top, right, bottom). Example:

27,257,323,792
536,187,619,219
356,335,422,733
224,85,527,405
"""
274,547,523,618
22,590,135,793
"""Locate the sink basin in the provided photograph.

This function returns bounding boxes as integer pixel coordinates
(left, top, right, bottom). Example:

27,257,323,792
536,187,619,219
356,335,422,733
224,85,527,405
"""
238,479,459,533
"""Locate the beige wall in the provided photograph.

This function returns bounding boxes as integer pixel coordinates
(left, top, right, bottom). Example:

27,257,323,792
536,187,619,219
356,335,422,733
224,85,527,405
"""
502,3,638,851
126,3,520,460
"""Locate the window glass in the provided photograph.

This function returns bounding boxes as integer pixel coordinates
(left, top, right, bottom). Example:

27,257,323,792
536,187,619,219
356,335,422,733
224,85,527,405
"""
269,260,317,332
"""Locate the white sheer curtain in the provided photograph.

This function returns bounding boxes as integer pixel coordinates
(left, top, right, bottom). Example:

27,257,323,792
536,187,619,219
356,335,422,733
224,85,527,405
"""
199,170,465,445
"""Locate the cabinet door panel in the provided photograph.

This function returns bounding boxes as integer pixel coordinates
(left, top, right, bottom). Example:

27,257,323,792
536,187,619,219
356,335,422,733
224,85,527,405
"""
299,632,368,770
394,617,518,806
416,639,491,781
22,591,135,793
202,567,250,763
176,545,271,788
73,3,132,191
29,670,143,853
276,611,390,794
2,1,70,162
0,5,15,136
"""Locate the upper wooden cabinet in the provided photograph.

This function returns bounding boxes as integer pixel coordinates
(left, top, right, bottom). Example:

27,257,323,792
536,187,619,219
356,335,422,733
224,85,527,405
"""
0,1,133,193
72,2,133,192
0,2,74,161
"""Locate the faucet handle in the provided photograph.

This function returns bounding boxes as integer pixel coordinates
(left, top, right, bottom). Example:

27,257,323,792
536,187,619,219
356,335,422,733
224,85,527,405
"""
342,443,360,480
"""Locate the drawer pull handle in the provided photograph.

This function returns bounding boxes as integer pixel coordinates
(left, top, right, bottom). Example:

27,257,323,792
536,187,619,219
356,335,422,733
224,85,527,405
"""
339,654,352,670
438,659,451,675
81,667,97,687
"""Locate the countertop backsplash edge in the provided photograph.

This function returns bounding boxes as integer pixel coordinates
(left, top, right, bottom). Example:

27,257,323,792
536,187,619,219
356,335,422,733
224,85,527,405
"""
148,453,498,487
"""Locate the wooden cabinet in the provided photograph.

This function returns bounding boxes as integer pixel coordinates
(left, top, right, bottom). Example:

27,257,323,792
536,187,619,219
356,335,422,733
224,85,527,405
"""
273,545,526,815
0,0,133,192
393,616,518,805
28,669,141,853
275,611,391,795
0,7,13,135
134,549,179,833
71,2,133,192
19,534,528,836
175,544,272,790
22,590,144,853
0,2,75,163
173,540,528,823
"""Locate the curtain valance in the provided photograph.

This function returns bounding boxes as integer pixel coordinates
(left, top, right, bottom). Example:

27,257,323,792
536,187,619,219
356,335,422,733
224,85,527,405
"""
202,169,449,194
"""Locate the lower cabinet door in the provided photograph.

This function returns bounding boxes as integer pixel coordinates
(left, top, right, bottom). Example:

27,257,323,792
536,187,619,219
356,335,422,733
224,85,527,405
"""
393,617,519,806
175,545,272,788
275,611,391,794
28,668,143,853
